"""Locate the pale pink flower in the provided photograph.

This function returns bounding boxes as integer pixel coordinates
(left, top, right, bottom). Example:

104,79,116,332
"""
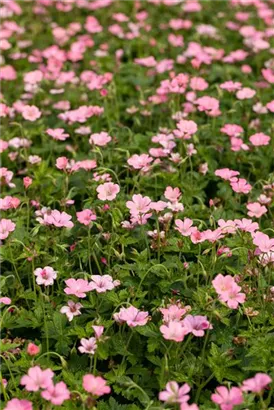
78,337,97,354
83,374,111,396
230,178,252,194
215,168,239,181
64,279,92,298
252,231,274,253
0,196,19,211
127,154,153,171
96,182,120,200
92,325,104,339
159,304,189,323
160,321,187,342
4,399,33,410
34,266,57,286
174,120,197,139
90,275,120,293
89,132,112,146
113,306,149,327
44,210,74,228
126,194,151,215
182,315,212,337
0,139,9,152
175,218,196,236
249,132,270,146
23,177,32,189
211,386,243,410
164,187,181,202
247,202,267,218
21,366,54,392
236,87,256,100
266,100,274,112
60,301,83,321
24,70,43,84
0,219,16,240
212,274,245,309
195,96,220,116
41,382,70,405
220,124,243,137
0,168,15,188
0,297,11,305
180,403,199,410
235,218,259,233
76,209,96,225
190,77,208,91
27,343,40,356
22,105,41,121
242,373,272,393
46,128,69,141
220,81,242,92
217,219,236,234
159,381,190,403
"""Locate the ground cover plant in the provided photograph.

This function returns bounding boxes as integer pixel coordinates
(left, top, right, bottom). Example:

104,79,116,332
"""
0,0,274,409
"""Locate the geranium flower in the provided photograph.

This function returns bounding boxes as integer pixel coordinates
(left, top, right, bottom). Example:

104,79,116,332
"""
0,219,16,239
211,386,243,410
89,131,112,146
20,366,54,392
60,301,83,321
89,275,120,293
41,382,70,405
96,182,120,200
4,399,33,410
78,337,97,354
64,279,92,298
160,321,187,342
242,373,272,393
247,202,267,218
83,374,111,396
34,266,57,286
22,105,41,121
182,315,212,337
159,381,190,403
76,209,96,225
113,306,149,327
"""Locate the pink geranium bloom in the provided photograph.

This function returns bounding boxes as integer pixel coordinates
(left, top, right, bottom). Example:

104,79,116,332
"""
78,337,97,354
180,404,199,410
126,194,151,215
236,87,256,99
44,210,74,228
76,209,97,225
83,374,111,396
235,218,259,233
150,201,167,212
92,325,104,339
159,304,189,323
34,266,57,286
21,366,54,392
41,382,70,405
175,218,196,236
0,297,11,305
249,132,270,146
164,186,181,202
211,386,243,410
160,321,187,342
220,81,242,92
96,182,120,200
0,219,16,239
90,275,120,293
22,105,41,121
215,168,239,181
159,381,190,403
212,274,245,309
127,154,153,171
242,373,272,393
173,119,197,139
190,77,208,91
27,343,40,356
0,139,9,152
46,128,69,141
182,315,212,337
212,274,236,294
195,96,220,116
114,306,149,327
0,168,15,187
266,100,274,112
230,178,252,194
64,278,92,298
4,399,33,410
89,131,112,146
217,219,236,234
60,301,83,321
220,124,243,137
247,202,267,218
252,231,274,253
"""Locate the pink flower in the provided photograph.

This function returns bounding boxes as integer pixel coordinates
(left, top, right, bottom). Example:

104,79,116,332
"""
34,266,57,286
174,120,198,139
220,124,243,137
164,187,181,203
83,374,111,396
0,139,9,152
190,77,208,91
27,343,40,356
230,178,252,194
247,202,267,218
44,210,74,228
23,177,33,189
46,128,69,141
0,168,15,188
64,278,92,298
160,321,187,342
195,96,220,116
78,337,97,354
159,381,190,403
249,132,270,146
127,154,153,171
90,275,120,293
242,373,272,393
41,382,70,405
96,182,120,200
21,366,54,392
212,274,245,309
89,131,112,146
126,194,151,215
220,81,242,92
215,168,239,181
92,325,104,339
252,231,274,253
236,87,256,100
159,304,189,323
182,315,212,337
4,399,33,410
0,219,16,239
114,306,149,327
60,301,83,321
76,209,97,225
22,105,41,121
235,218,259,233
175,218,196,236
0,297,11,305
211,386,243,410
